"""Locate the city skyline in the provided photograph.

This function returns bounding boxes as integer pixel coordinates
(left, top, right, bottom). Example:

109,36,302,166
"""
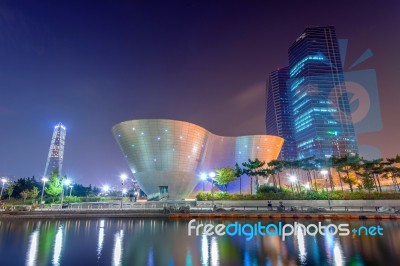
0,1,399,185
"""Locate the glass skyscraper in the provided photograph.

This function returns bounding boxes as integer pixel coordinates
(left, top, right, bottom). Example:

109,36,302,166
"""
266,26,358,160
44,122,66,177
266,67,297,161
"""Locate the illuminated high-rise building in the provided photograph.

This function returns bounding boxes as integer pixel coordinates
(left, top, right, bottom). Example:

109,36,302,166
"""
44,122,66,177
266,67,297,161
288,26,358,159
266,26,358,160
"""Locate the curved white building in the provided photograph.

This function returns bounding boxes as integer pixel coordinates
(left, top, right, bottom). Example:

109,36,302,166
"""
112,119,284,199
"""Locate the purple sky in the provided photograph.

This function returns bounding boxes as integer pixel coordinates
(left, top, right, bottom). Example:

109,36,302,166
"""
0,1,399,186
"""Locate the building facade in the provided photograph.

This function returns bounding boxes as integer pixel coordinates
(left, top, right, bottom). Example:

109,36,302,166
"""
44,122,66,177
266,67,297,161
266,26,358,160
113,119,284,199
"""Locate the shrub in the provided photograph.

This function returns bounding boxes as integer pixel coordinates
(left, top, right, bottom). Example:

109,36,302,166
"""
257,185,284,194
63,196,81,203
79,196,106,202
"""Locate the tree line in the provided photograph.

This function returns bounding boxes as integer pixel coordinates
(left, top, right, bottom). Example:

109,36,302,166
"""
212,154,400,194
1,172,101,202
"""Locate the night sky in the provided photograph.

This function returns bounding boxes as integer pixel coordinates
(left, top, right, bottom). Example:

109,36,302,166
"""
1,1,399,186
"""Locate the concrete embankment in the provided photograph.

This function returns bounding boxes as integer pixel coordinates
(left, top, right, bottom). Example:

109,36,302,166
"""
1,210,399,220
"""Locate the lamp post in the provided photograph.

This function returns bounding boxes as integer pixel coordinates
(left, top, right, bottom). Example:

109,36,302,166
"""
120,174,127,208
289,175,297,193
102,185,110,194
208,171,216,210
69,185,73,196
0,178,7,199
61,179,71,206
64,179,71,196
200,173,207,191
321,169,331,209
40,177,49,208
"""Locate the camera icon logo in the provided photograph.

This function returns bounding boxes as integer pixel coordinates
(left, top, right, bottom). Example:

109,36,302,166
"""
338,39,382,158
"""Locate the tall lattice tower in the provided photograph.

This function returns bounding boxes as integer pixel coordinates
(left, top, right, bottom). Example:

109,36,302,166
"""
44,122,67,177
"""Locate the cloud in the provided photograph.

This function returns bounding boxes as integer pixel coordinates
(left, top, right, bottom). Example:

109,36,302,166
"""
230,81,266,110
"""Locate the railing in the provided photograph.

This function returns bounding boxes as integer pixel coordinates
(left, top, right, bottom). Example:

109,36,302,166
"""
1,201,399,213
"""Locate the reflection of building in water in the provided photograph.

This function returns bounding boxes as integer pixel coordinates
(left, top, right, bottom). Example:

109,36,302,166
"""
97,220,105,260
14,219,400,265
112,230,123,266
26,229,40,266
52,225,63,266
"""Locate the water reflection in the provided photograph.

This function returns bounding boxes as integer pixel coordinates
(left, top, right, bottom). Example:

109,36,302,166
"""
52,225,63,266
112,229,124,266
97,220,105,259
26,229,39,266
201,234,208,265
210,236,219,266
333,242,344,266
0,219,398,265
297,226,307,264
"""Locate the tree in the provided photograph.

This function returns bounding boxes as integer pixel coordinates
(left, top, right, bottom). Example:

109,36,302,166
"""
29,186,40,203
215,167,237,192
333,154,361,192
242,158,269,194
356,158,384,192
234,163,244,194
267,160,284,189
20,190,29,203
382,155,400,192
45,171,63,198
12,176,41,198
5,182,15,200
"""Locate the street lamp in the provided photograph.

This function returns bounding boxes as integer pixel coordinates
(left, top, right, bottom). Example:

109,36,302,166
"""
63,179,72,197
320,169,331,208
120,174,128,208
200,172,207,191
40,177,49,208
0,178,7,199
102,185,110,193
64,179,71,186
289,175,297,193
208,171,216,209
60,178,71,206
